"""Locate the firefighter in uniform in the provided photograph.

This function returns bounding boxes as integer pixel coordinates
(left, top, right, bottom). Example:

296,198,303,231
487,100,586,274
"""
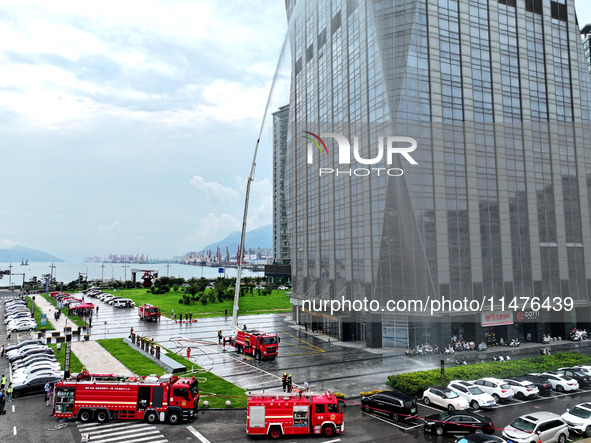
218,330,222,344
287,374,293,393
282,372,288,392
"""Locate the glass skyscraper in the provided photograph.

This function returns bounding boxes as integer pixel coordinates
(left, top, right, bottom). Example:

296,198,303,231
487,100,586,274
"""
284,0,591,348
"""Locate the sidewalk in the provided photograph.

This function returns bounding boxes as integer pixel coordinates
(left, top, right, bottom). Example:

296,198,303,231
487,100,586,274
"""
71,341,131,374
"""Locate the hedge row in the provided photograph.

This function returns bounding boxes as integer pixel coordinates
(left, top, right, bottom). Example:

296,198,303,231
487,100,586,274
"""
387,352,591,397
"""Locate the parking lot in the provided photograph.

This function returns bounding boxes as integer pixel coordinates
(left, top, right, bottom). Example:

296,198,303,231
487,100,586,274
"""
4,289,591,442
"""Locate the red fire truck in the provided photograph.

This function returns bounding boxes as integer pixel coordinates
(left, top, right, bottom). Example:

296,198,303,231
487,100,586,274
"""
138,304,160,321
53,374,198,424
247,391,344,439
225,328,279,360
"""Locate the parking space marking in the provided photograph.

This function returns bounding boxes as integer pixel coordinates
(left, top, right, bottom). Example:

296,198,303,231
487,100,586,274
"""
279,330,325,353
361,411,422,430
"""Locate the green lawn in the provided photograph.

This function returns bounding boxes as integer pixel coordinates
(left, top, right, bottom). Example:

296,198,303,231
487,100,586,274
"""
101,287,291,318
48,343,84,373
97,338,247,408
97,338,166,376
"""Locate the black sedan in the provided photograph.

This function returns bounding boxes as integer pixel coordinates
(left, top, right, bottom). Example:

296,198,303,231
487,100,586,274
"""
555,368,591,388
515,374,553,395
12,374,62,398
424,410,495,436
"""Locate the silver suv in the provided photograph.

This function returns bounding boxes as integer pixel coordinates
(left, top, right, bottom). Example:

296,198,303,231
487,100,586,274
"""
503,411,568,443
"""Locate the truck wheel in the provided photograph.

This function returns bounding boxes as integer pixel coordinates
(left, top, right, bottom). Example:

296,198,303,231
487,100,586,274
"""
96,410,109,423
145,411,158,424
255,351,261,360
79,410,92,423
167,411,180,425
322,425,336,437
269,427,282,439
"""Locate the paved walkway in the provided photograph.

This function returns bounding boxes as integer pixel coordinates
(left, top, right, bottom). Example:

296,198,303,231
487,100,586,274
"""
71,340,131,374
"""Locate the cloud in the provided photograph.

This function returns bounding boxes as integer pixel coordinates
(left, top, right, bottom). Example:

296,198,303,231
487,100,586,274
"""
187,213,240,248
0,239,17,249
190,176,239,199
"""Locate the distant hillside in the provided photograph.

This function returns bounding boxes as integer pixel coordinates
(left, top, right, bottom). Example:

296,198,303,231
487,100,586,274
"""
0,245,64,263
199,225,272,253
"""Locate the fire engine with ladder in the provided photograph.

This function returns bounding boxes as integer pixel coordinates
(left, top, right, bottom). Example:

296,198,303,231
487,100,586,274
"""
223,136,280,359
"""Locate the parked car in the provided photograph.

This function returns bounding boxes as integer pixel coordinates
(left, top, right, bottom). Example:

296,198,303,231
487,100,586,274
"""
503,379,539,400
502,411,568,443
107,297,123,305
447,381,496,409
471,378,514,402
112,298,135,308
515,375,553,396
5,339,44,353
533,372,579,393
554,368,591,388
454,434,507,443
561,402,591,437
11,355,58,371
11,368,62,385
361,390,419,422
7,319,37,332
561,366,591,378
8,347,54,363
12,374,62,398
423,410,494,436
423,386,470,411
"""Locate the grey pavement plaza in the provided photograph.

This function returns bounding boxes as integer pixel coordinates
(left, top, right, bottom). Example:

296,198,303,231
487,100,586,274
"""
4,289,591,443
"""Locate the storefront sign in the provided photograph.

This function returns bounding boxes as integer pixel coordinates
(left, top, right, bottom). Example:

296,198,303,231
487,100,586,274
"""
481,310,514,327
515,310,541,322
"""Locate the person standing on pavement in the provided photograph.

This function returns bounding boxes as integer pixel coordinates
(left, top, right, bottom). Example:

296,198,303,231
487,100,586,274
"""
287,374,293,393
0,390,5,414
1,375,6,391
0,345,4,357
218,330,222,344
186,347,191,359
44,382,50,403
46,385,53,406
282,372,288,392
189,312,192,322
6,331,10,341
7,383,12,402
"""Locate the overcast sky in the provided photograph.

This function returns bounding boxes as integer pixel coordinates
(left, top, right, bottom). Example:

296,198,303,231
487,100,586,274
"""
1,1,590,261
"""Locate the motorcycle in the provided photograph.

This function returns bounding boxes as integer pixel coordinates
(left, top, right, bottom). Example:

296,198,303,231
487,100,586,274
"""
509,338,520,347
539,347,551,355
477,342,487,351
542,334,551,344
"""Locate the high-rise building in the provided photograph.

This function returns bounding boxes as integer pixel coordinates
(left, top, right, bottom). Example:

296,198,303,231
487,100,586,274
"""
284,0,591,348
273,104,291,265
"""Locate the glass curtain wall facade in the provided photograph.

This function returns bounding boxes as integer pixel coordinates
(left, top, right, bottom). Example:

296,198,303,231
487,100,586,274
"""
273,105,291,265
284,0,591,348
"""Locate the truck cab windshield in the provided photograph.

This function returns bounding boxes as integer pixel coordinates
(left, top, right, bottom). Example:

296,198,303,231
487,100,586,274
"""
263,337,277,345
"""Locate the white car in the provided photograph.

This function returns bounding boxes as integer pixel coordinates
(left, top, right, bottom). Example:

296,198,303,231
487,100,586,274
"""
12,355,58,371
504,379,539,400
6,344,47,359
422,386,470,411
562,402,591,437
534,372,579,392
471,377,514,402
12,360,61,375
12,365,61,382
7,319,37,332
447,381,496,409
